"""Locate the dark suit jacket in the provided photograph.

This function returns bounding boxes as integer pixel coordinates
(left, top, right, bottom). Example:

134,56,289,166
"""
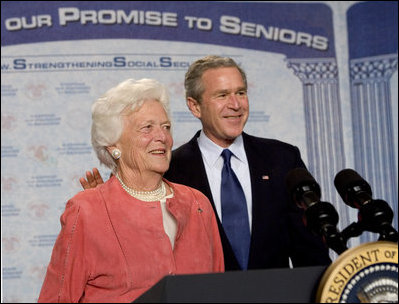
165,131,331,271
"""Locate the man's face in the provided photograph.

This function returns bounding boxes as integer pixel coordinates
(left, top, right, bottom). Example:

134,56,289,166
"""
189,67,249,147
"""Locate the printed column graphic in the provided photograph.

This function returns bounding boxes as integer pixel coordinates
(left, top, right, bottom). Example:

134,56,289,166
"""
347,1,398,243
349,54,398,243
286,58,348,228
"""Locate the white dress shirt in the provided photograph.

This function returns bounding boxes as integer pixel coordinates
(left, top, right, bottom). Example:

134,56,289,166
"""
160,192,176,249
197,131,252,231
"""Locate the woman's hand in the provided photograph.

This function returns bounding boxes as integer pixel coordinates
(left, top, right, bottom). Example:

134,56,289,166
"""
79,168,104,189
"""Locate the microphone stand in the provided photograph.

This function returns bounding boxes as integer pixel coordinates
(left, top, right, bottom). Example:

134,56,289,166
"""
305,201,348,255
340,199,398,243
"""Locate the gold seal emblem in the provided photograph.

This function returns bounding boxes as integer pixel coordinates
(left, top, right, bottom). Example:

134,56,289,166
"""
316,241,398,303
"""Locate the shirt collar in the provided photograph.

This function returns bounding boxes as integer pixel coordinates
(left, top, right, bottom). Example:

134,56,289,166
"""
198,130,246,167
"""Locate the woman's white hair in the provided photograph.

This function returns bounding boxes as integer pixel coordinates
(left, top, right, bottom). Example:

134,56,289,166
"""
91,78,170,172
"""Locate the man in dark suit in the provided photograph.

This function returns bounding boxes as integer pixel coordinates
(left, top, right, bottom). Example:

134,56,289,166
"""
164,55,330,270
81,55,331,271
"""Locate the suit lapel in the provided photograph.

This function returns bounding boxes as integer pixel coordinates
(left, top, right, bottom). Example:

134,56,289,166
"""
181,132,214,206
242,133,275,263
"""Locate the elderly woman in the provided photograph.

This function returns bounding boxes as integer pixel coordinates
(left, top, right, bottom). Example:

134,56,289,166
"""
38,79,224,303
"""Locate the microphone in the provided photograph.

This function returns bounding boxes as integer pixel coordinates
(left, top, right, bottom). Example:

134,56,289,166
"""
286,168,347,254
334,168,398,242
285,167,321,209
334,168,372,208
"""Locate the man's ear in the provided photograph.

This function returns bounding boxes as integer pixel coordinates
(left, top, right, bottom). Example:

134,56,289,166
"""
186,97,201,119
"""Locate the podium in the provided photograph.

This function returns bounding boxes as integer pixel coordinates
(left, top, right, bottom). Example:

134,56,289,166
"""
135,266,326,303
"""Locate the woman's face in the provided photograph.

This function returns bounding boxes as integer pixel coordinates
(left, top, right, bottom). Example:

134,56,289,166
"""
114,99,173,177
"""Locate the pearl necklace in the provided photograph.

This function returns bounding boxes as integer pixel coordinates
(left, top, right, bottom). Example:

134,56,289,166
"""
116,173,166,202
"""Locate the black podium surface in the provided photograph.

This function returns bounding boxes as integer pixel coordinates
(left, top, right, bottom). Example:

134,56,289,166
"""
135,265,327,303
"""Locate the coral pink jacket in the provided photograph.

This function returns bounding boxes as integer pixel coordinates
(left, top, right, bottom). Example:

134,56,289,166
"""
38,176,224,303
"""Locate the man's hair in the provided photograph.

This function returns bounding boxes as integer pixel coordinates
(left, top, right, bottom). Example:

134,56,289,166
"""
184,55,247,103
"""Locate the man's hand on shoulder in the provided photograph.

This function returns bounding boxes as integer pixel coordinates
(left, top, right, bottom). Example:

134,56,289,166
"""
79,168,104,190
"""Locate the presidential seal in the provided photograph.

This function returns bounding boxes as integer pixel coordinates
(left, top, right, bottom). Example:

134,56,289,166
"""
316,241,398,303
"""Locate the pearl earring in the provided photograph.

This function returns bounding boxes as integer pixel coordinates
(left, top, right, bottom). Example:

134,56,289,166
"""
111,149,121,160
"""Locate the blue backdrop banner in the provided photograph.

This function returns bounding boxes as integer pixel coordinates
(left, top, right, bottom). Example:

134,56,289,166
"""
1,1,397,302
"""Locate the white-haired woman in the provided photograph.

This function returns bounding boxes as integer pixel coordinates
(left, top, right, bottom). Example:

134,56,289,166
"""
38,79,224,303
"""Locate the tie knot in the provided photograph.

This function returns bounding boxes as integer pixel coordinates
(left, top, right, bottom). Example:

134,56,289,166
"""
221,149,233,164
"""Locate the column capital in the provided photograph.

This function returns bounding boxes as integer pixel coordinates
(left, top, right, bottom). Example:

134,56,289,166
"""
286,58,337,84
350,54,398,82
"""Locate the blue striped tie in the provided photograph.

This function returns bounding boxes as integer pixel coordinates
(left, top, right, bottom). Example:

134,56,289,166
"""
221,149,250,270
